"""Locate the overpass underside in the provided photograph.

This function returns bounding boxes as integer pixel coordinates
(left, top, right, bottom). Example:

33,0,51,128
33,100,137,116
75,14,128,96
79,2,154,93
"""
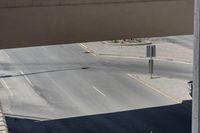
0,0,194,48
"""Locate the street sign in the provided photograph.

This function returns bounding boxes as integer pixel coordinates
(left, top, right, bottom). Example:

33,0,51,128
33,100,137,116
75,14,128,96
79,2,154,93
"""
147,45,156,58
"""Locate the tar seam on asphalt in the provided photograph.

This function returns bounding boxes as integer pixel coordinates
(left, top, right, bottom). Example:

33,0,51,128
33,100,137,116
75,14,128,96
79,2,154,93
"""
0,67,90,79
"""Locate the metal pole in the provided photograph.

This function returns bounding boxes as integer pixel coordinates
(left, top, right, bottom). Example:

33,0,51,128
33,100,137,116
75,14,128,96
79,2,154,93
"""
149,44,153,79
149,59,153,79
192,0,200,132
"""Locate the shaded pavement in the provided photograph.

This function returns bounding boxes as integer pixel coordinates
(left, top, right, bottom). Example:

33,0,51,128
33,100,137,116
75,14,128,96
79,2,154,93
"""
6,101,192,133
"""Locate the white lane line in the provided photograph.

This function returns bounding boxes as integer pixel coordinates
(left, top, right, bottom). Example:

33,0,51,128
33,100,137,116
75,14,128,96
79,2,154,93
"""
0,79,13,97
2,50,10,59
20,71,33,86
91,52,97,57
79,44,87,49
79,44,97,57
93,86,106,96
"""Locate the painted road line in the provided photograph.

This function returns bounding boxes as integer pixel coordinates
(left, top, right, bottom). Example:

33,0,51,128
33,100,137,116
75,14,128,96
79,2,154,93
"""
79,43,87,49
79,44,97,57
101,54,192,65
20,71,33,86
93,86,106,96
1,51,10,59
0,79,13,97
127,73,180,103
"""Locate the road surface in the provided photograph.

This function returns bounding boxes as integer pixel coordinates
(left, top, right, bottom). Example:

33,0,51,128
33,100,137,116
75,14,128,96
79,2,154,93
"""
0,44,192,133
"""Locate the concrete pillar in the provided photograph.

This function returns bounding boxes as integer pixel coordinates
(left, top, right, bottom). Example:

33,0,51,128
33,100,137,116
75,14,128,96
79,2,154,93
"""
192,0,200,132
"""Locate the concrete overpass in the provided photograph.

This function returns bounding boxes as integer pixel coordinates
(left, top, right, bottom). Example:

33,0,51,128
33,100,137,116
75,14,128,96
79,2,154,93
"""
0,0,194,48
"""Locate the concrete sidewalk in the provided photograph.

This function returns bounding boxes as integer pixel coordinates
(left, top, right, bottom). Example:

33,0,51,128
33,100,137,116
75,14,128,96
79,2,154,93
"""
82,37,193,64
0,104,8,133
128,74,191,103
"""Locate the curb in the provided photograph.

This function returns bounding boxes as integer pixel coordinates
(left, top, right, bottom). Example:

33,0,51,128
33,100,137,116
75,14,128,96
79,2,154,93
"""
80,43,192,64
98,53,192,64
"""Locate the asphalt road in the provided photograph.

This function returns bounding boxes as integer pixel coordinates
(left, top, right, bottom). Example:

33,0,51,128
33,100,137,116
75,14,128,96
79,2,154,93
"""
161,35,193,50
0,44,192,133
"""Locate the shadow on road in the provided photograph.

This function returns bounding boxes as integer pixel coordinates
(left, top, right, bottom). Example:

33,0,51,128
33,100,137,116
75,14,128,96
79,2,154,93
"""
6,100,192,133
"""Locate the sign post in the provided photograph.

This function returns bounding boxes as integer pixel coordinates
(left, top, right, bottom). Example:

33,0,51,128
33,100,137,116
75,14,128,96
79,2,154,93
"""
149,59,154,79
146,44,156,79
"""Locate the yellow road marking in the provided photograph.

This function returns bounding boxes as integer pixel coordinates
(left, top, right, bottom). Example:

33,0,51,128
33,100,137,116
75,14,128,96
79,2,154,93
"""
127,73,180,103
79,43,97,57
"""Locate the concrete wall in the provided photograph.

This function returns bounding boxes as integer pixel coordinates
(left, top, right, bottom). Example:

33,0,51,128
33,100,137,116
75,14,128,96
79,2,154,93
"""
0,0,194,48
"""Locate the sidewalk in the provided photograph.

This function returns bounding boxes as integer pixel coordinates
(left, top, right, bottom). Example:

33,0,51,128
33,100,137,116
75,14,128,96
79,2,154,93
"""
0,104,8,133
82,39,193,64
128,74,191,103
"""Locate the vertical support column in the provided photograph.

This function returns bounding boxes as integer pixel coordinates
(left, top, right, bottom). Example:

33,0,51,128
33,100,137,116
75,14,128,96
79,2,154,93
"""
192,0,200,132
